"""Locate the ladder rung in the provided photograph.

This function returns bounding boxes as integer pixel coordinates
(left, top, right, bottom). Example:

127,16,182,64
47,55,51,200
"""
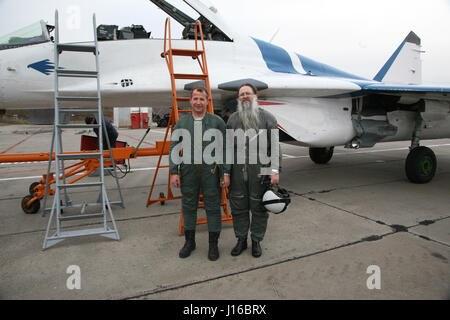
173,73,208,80
56,69,98,78
58,44,96,54
58,182,103,188
57,124,100,129
59,213,104,221
169,49,203,57
57,153,102,160
57,96,99,102
59,109,99,113
176,97,191,102
178,109,192,113
48,228,115,239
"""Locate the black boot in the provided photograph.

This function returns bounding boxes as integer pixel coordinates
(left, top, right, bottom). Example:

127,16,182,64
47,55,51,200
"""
251,240,262,258
231,237,247,256
179,230,196,258
208,232,220,261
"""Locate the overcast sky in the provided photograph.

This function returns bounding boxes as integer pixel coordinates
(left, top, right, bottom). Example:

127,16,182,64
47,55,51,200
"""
1,0,449,84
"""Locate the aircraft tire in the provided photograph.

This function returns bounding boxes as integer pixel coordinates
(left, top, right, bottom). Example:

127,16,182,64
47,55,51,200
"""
405,146,436,184
309,147,334,164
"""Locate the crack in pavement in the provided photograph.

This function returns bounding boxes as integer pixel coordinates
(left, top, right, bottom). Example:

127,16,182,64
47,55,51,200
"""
287,189,450,249
287,178,408,198
302,196,450,248
120,213,449,299
121,230,400,300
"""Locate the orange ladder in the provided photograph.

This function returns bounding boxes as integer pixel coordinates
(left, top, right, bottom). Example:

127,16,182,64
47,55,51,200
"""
146,18,232,235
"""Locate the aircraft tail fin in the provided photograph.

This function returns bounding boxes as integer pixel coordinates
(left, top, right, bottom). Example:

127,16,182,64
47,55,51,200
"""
373,31,422,84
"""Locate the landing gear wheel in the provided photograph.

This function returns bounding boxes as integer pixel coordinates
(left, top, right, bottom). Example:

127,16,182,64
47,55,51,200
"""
160,192,165,205
21,195,40,214
405,146,436,184
309,147,334,164
29,182,40,194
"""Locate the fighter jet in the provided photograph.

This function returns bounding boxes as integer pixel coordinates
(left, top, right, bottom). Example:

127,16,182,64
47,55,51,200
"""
0,0,449,183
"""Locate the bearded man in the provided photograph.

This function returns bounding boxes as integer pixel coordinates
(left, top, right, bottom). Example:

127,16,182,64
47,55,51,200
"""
223,83,281,258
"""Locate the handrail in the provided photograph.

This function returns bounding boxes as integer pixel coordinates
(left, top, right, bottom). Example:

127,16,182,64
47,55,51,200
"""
163,17,171,56
161,17,213,117
194,21,213,114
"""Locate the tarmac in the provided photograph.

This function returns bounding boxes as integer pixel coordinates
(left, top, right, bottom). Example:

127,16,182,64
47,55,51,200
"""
0,123,449,300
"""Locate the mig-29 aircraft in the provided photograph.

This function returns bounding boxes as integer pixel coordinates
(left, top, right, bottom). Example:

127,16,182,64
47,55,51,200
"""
0,0,449,183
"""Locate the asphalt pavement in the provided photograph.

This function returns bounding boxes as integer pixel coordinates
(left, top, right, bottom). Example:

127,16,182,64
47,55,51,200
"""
0,124,448,300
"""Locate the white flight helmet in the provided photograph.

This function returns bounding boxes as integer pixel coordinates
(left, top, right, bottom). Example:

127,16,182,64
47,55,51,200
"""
262,185,291,214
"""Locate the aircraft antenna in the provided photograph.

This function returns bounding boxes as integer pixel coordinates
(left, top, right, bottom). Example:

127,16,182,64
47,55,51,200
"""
269,27,280,43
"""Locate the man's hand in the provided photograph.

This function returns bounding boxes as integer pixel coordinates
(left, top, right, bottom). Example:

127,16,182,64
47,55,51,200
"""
171,174,181,188
222,175,230,188
270,174,279,185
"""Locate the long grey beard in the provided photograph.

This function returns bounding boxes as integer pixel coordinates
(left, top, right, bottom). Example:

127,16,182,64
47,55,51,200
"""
237,98,260,131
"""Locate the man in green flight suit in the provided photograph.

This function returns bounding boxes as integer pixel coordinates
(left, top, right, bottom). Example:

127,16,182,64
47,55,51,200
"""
169,86,228,261
223,83,281,258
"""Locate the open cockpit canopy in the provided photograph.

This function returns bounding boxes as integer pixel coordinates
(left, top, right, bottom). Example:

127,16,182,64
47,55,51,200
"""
0,0,234,50
150,0,234,41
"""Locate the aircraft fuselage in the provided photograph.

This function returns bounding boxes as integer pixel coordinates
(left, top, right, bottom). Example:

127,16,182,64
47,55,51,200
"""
1,35,449,149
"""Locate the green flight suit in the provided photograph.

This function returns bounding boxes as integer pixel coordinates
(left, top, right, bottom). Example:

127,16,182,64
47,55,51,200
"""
169,112,228,233
224,109,281,242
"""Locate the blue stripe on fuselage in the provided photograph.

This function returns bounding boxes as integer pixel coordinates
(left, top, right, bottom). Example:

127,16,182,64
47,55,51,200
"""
252,38,300,74
252,37,367,81
296,54,367,80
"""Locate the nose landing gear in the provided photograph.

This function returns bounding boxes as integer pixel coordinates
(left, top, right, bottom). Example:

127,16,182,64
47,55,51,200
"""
309,147,334,164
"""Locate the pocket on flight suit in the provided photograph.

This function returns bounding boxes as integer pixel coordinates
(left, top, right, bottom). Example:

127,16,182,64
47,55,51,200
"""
201,165,220,204
249,175,268,213
229,193,248,212
180,164,195,197
249,194,266,214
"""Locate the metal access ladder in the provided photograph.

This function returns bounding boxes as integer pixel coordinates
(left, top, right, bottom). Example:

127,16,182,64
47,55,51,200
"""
146,18,232,235
43,11,120,250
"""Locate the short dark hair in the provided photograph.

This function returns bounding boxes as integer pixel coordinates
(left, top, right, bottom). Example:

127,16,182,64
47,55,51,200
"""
85,116,96,124
238,83,258,95
191,86,209,99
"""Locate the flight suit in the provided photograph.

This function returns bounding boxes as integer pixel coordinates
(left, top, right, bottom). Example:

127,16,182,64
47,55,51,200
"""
169,112,228,233
224,109,281,242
